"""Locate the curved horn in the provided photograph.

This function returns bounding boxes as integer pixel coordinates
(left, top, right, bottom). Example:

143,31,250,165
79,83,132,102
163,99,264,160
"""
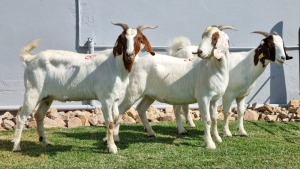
137,25,158,31
111,22,129,30
217,25,237,31
273,31,279,35
252,31,270,37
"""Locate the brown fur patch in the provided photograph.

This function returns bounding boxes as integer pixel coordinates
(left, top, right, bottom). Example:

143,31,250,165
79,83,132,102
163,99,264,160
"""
113,35,123,57
254,36,276,67
211,32,220,46
123,54,134,72
109,122,115,129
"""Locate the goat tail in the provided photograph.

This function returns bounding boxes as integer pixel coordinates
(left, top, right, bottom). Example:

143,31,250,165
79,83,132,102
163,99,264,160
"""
168,36,191,56
21,39,41,65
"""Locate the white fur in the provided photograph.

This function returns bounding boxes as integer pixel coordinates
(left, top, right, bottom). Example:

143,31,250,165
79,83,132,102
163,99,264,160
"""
168,37,198,132
12,27,149,154
114,26,231,149
126,28,138,55
168,36,197,59
169,34,288,137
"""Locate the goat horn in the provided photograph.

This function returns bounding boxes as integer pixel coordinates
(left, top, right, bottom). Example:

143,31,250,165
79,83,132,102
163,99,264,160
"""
252,31,270,37
273,31,279,35
137,25,158,31
111,22,129,30
217,25,237,31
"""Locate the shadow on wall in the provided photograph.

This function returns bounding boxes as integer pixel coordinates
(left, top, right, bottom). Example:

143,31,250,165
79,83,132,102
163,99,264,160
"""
75,0,88,54
270,21,287,104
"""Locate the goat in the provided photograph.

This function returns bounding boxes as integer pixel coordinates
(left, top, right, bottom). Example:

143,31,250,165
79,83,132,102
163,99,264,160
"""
169,31,293,137
114,25,235,149
168,37,198,133
222,31,293,136
12,22,157,154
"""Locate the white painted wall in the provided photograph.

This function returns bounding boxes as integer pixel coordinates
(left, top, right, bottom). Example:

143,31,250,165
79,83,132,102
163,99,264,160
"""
0,0,299,109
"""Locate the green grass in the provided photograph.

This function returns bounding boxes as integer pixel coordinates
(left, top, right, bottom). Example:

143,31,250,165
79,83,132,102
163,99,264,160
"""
1,121,300,169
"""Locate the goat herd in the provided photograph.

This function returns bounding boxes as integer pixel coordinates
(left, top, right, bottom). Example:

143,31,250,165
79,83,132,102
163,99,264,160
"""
12,23,293,154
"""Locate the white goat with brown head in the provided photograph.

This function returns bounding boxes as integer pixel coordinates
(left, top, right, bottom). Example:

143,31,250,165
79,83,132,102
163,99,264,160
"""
12,22,157,154
222,31,292,137
114,25,235,149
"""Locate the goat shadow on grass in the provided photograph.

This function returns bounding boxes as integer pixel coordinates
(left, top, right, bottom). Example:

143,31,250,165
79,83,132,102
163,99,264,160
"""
118,124,205,149
278,122,300,144
248,121,300,144
0,139,72,157
54,125,205,153
248,121,277,135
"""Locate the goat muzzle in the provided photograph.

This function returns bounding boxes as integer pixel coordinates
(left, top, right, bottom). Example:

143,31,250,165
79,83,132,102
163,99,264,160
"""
125,53,135,62
192,50,203,58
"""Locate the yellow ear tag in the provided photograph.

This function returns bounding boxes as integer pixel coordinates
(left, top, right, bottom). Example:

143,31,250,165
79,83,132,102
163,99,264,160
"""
114,41,118,47
258,53,264,60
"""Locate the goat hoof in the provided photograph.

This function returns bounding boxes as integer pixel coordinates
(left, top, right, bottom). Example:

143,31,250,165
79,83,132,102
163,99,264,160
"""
12,144,21,152
45,143,52,146
239,133,249,137
223,133,232,137
178,130,188,135
12,145,21,152
223,129,233,137
179,132,188,135
147,134,156,137
214,136,223,143
238,129,248,137
41,140,51,146
206,142,216,150
108,144,118,154
147,130,156,137
113,135,120,142
187,122,196,128
178,126,188,135
189,125,196,128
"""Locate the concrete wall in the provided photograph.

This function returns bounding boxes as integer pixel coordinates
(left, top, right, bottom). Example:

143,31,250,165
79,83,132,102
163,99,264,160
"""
0,0,299,109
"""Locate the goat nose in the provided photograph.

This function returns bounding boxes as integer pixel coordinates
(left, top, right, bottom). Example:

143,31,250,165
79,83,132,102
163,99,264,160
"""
281,56,285,60
197,50,203,57
192,49,203,56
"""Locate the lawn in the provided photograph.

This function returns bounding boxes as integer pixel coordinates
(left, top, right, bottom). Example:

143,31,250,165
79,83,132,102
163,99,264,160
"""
1,121,300,169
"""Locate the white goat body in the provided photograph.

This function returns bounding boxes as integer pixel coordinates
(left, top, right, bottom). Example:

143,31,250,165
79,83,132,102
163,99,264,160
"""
115,26,233,149
13,44,126,154
168,37,198,132
23,49,127,101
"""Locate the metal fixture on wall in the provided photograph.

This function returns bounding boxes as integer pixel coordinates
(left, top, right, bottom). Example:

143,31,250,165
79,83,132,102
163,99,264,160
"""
87,37,97,107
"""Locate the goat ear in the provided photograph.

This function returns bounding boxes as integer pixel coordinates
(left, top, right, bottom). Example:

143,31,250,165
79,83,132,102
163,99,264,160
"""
142,34,155,56
213,49,224,60
213,33,228,60
113,35,123,57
